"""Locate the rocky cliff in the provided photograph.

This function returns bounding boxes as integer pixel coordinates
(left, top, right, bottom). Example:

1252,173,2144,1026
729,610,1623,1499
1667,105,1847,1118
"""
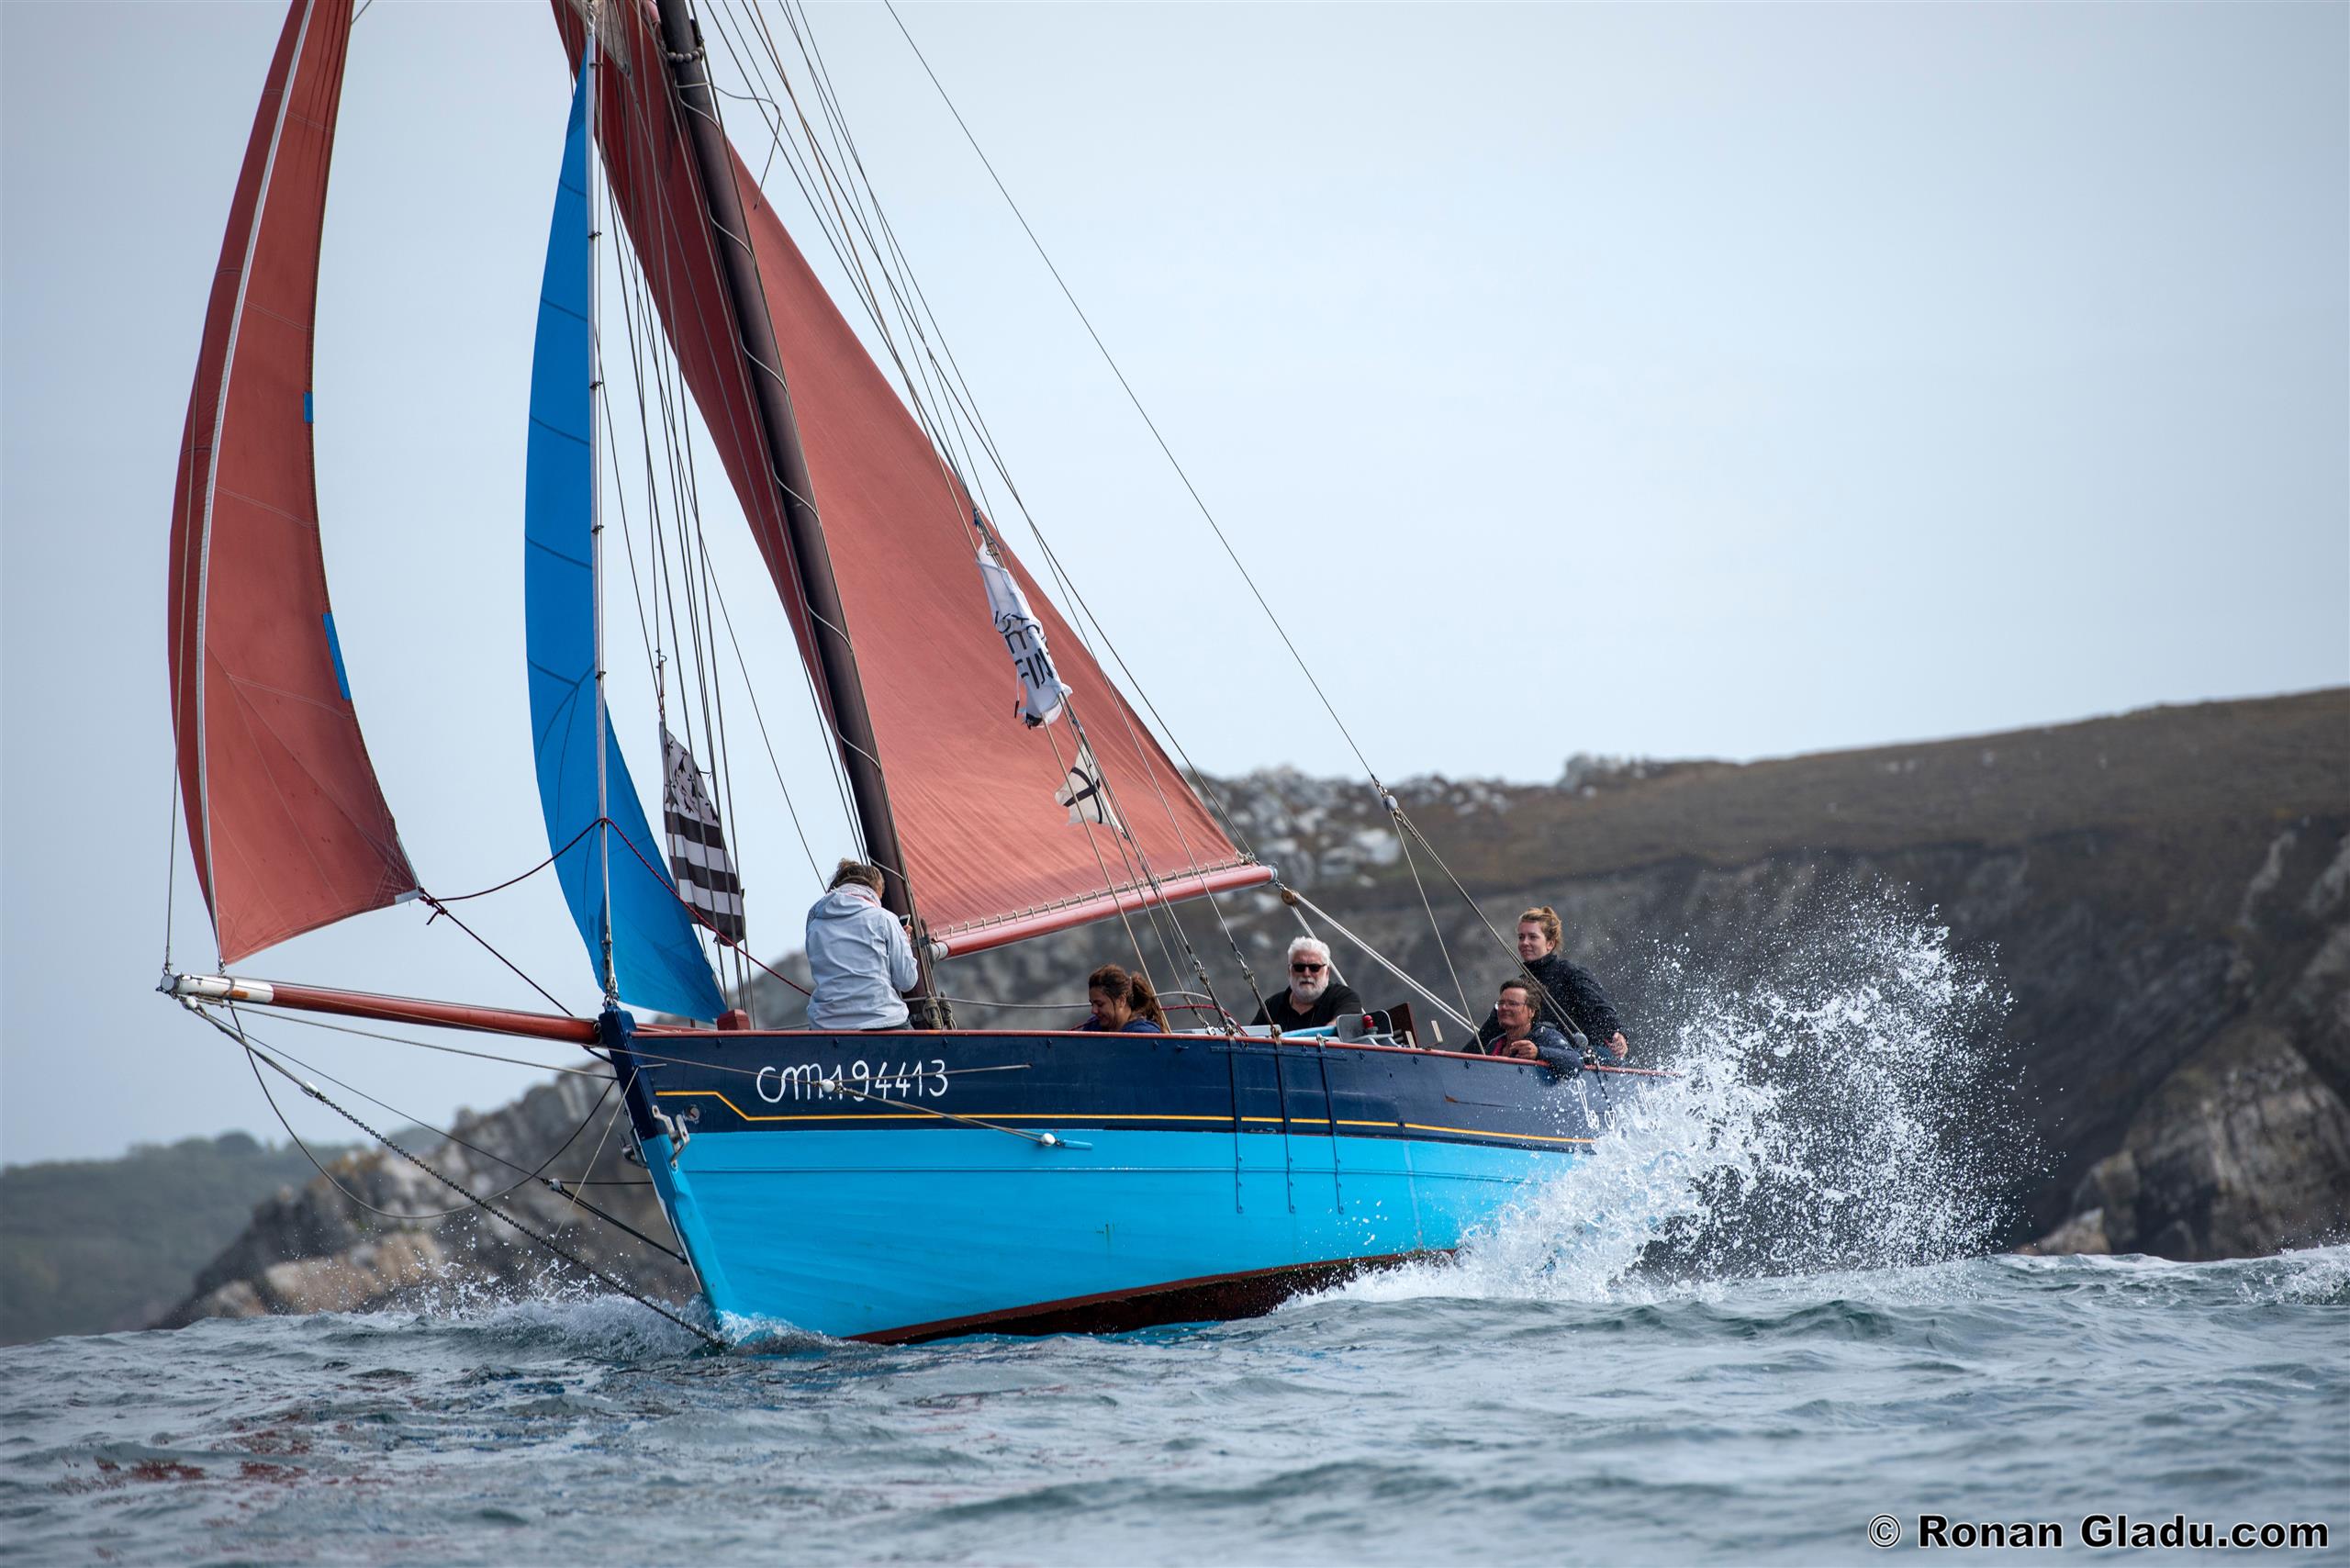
160,1072,694,1326
165,690,2349,1326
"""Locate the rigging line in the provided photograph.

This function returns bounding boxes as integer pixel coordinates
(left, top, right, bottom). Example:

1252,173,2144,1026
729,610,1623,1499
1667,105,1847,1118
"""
932,993,1228,1017
688,536,753,1002
540,1177,687,1266
693,532,824,886
1390,805,1582,1040
232,1018,723,1350
598,814,813,997
192,1001,607,1222
226,1010,621,1199
1052,702,1232,1033
608,221,681,682
610,39,867,857
422,817,593,902
419,893,576,1018
1070,672,1267,1024
813,172,1261,875
716,0,984,556
882,2,1384,790
1389,810,1474,1028
600,382,661,680
233,1022,478,1222
1000,522,1268,1018
1035,712,1163,999
800,50,1267,879
594,250,663,683
1273,887,1475,1034
768,0,990,521
552,1064,635,1234
644,284,752,998
244,1009,605,1077
772,0,998,510
675,26,936,892
788,32,1445,1027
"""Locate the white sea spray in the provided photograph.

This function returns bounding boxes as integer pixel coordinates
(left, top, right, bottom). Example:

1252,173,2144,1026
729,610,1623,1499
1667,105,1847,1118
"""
1333,891,2036,1307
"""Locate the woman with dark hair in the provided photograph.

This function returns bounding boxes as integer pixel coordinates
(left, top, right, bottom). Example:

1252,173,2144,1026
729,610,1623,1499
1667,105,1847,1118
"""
1080,963,1168,1034
1473,904,1628,1059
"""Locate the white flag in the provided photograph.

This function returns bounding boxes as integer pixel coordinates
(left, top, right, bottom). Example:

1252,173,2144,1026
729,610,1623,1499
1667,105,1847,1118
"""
1055,736,1124,833
976,545,1071,729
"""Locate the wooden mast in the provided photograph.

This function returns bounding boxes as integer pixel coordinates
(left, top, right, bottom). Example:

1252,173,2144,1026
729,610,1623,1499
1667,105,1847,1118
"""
647,0,937,1000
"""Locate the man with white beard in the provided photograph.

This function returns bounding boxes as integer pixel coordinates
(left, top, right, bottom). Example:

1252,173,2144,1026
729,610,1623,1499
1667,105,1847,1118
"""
1249,935,1364,1033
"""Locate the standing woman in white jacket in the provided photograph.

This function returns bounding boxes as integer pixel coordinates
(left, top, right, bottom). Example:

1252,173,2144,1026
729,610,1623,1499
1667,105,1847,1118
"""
803,860,920,1030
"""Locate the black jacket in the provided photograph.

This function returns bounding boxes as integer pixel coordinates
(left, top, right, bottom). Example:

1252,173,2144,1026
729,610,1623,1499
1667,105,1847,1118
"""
1476,951,1623,1055
1252,981,1365,1032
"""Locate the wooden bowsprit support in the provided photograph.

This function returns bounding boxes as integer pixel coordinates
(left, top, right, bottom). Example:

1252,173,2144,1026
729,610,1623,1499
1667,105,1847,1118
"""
161,972,600,1046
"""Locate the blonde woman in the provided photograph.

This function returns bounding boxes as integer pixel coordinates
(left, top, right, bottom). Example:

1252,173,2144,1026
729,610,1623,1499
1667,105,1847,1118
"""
1475,905,1629,1060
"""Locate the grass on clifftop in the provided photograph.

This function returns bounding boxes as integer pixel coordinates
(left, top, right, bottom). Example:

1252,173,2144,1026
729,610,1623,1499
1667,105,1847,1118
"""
0,1134,352,1345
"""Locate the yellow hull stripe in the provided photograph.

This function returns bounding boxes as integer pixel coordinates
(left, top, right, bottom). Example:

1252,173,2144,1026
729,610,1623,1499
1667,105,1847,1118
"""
654,1089,1588,1144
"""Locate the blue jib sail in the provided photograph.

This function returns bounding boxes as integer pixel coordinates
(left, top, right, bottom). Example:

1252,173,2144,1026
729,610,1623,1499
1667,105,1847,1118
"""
524,74,725,1022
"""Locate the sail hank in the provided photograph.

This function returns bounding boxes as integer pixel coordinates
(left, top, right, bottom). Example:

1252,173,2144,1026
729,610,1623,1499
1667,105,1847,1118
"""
166,0,418,965
554,0,1261,953
524,70,726,1022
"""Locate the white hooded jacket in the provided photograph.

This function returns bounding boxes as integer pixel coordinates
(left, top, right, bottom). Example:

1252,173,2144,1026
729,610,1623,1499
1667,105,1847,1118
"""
804,883,919,1030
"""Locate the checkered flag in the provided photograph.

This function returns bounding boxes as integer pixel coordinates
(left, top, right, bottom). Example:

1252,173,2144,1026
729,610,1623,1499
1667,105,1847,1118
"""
661,728,745,944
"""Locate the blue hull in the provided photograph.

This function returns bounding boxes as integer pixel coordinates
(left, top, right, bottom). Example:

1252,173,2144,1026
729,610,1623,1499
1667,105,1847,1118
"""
608,1017,1639,1341
643,1126,1574,1340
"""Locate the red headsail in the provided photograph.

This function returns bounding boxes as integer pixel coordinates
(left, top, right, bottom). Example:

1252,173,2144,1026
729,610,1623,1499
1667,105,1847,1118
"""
556,4,1265,954
167,0,417,964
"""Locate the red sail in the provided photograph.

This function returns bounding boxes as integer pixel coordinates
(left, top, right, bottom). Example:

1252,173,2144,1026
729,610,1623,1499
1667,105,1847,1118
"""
166,0,417,964
559,5,1265,953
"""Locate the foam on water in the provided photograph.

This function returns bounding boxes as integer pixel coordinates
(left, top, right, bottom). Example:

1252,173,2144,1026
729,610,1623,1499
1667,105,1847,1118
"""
1327,893,2035,1309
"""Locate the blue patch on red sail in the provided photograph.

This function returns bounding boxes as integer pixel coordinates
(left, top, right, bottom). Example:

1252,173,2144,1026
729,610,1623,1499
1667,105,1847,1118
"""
303,390,313,424
321,612,352,700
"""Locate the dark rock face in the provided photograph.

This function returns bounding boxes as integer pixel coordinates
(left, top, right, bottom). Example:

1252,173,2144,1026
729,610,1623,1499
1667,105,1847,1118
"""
159,1073,694,1327
164,691,2348,1327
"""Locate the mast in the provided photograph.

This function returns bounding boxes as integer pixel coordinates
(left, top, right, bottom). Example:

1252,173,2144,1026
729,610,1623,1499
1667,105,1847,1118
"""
650,0,934,994
588,14,617,1002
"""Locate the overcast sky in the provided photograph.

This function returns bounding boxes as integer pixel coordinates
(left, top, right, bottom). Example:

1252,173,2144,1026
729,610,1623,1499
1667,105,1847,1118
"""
4,0,2344,1167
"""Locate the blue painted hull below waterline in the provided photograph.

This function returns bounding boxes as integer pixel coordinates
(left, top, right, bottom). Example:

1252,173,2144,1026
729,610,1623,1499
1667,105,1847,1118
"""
641,1126,1575,1341
607,1020,1654,1342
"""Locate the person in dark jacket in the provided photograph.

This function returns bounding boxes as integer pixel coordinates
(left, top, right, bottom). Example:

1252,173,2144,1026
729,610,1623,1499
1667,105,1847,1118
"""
1487,980,1579,1075
1080,963,1168,1034
1474,905,1628,1059
1250,936,1364,1032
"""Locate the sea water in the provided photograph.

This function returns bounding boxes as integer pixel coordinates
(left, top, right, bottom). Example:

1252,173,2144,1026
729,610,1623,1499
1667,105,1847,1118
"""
5,909,2344,1564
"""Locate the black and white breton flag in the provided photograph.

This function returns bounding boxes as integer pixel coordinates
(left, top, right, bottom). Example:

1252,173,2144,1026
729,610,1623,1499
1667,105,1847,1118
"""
661,728,745,944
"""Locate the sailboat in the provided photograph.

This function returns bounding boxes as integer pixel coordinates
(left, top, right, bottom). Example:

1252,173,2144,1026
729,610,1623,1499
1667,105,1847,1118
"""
162,0,1648,1344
